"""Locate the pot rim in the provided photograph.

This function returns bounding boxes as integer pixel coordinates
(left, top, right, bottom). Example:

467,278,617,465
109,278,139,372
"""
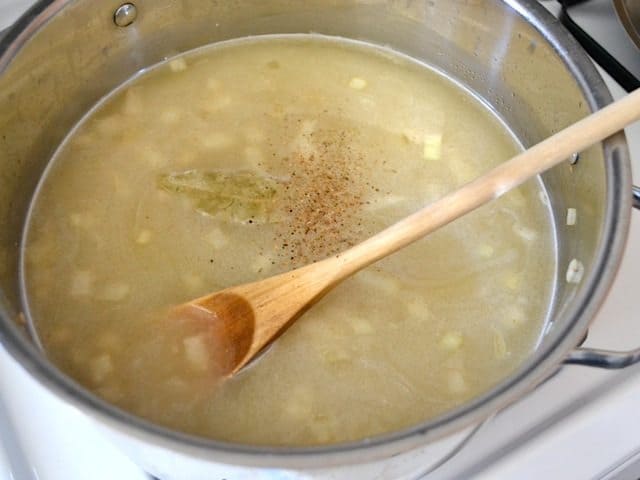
0,0,632,469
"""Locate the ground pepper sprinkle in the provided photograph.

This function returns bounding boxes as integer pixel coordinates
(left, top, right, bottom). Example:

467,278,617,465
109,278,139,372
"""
274,125,369,266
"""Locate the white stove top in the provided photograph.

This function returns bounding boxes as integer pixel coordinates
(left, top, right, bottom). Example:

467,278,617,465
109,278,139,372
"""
1,2,639,479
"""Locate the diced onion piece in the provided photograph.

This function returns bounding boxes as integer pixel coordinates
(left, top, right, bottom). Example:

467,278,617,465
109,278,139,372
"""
50,327,71,344
144,147,167,167
211,95,232,111
402,129,422,145
90,354,113,384
493,330,508,359
566,258,584,284
422,183,448,204
202,132,233,150
70,270,94,297
165,376,188,392
98,283,130,302
502,272,521,291
183,273,204,291
183,335,210,371
513,223,537,242
244,146,264,169
349,77,367,90
206,78,220,90
566,207,577,226
290,119,318,157
351,317,374,335
359,270,400,295
112,175,132,197
477,244,494,258
321,347,351,366
69,213,95,229
450,158,477,183
252,254,273,274
201,94,232,114
123,89,143,115
363,194,405,212
284,386,314,419
284,402,311,420
447,370,467,394
160,109,180,124
507,188,526,207
440,331,463,351
169,57,188,72
156,190,171,203
135,230,152,245
206,228,228,249
538,191,550,206
301,119,317,136
359,97,376,108
500,306,526,330
423,133,442,160
407,297,430,324
69,213,83,227
96,117,119,135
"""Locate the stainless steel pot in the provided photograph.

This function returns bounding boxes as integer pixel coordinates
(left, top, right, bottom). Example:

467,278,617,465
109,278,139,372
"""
1,0,640,478
614,0,640,50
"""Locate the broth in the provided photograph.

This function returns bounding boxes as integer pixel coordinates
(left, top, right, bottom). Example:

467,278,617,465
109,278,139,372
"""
22,36,555,446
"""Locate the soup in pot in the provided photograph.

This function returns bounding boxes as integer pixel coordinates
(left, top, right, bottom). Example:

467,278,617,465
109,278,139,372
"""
21,36,555,446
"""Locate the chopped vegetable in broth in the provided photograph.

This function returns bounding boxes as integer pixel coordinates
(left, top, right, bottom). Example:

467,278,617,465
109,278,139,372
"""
21,36,555,446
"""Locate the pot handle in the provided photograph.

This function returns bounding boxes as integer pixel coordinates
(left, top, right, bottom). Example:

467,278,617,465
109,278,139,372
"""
564,347,640,369
562,185,640,369
564,186,640,369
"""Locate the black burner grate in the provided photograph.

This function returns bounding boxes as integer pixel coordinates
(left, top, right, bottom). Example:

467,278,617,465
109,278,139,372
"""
558,0,640,92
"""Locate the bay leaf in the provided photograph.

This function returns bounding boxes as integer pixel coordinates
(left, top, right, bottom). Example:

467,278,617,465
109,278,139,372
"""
157,170,283,224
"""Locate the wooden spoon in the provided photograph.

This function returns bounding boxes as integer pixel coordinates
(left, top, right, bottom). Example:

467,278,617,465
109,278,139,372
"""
174,87,640,377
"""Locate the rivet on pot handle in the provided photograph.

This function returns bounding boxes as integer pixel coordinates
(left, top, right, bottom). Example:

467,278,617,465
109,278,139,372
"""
564,347,640,369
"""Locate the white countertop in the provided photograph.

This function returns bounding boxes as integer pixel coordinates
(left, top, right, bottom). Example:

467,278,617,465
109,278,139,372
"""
0,0,31,29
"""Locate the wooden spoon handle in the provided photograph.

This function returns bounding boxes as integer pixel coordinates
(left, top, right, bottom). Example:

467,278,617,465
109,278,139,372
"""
334,87,640,277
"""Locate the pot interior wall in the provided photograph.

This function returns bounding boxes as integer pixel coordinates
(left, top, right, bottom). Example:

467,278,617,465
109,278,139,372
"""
0,0,614,444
